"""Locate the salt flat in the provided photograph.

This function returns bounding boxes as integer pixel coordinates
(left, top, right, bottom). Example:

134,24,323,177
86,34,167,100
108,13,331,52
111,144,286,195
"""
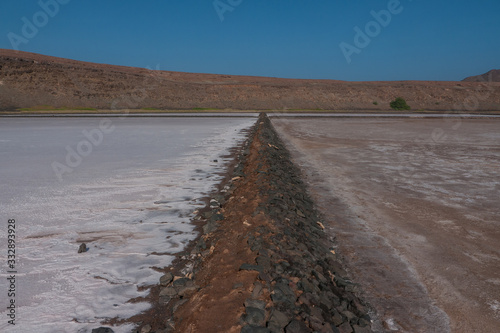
272,117,500,333
0,115,256,333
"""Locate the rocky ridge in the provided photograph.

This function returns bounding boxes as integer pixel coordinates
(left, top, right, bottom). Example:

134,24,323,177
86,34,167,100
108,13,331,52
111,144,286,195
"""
118,113,378,333
462,69,500,83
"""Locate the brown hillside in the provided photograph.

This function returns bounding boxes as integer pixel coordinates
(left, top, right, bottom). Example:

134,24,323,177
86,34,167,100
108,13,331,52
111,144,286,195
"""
463,69,500,83
1,49,500,111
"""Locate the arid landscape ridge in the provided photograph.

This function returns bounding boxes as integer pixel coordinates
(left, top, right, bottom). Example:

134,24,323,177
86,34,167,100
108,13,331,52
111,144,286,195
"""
1,49,499,112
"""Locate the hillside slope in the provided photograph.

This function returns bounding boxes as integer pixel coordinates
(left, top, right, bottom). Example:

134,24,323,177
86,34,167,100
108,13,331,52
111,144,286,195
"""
463,69,500,83
1,49,500,111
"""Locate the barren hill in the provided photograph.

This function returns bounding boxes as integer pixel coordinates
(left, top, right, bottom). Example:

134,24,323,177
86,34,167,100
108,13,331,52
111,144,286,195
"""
1,49,499,111
463,69,500,83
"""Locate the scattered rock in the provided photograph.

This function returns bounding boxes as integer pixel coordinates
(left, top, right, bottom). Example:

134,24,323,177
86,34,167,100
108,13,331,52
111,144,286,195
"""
285,319,312,333
337,322,354,333
210,199,221,209
240,264,263,272
267,309,290,331
233,282,244,290
252,282,263,298
242,307,267,326
160,272,174,286
244,299,266,311
172,277,190,287
78,243,87,253
241,325,271,333
177,285,199,298
159,287,177,297
91,328,114,333
140,324,152,333
352,325,372,333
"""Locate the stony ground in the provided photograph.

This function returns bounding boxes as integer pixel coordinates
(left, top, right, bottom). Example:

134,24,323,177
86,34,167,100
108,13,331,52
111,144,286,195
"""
100,114,376,333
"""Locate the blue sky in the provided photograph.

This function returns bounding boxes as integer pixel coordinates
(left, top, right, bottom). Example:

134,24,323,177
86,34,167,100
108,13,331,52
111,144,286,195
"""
1,0,499,81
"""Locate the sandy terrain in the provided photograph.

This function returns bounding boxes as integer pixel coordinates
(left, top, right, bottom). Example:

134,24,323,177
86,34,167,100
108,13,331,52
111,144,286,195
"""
272,117,500,332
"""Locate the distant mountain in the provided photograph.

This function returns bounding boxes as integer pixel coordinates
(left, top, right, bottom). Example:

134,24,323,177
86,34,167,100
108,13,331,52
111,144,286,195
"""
463,69,500,82
1,49,500,111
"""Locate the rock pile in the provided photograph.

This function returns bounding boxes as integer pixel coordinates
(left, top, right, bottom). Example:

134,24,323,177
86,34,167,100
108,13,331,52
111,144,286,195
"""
235,115,373,333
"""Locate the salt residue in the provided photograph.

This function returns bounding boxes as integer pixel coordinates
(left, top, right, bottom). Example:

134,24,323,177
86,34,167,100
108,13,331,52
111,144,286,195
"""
0,116,257,333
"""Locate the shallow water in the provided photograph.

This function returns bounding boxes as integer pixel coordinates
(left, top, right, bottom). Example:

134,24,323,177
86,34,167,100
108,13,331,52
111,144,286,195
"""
0,116,256,333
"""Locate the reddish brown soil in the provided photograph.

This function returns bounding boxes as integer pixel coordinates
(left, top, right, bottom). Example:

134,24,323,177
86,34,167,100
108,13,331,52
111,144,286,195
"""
173,126,270,332
1,49,500,111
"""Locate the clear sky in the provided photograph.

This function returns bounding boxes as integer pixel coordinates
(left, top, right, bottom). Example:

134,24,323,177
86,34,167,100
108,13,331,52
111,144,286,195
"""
1,0,499,81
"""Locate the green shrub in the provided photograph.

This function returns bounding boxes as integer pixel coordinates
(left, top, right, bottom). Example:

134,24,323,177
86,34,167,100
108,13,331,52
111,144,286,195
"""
390,97,411,110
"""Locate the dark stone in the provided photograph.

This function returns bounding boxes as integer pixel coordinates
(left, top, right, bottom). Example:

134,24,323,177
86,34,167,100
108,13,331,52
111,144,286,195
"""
243,307,266,326
202,211,213,219
233,282,244,290
256,255,271,269
285,320,312,333
341,310,357,325
203,220,217,234
271,283,296,305
177,285,199,298
92,328,114,333
275,264,285,275
310,316,328,332
245,299,266,311
310,306,325,323
196,238,207,250
240,264,263,272
210,199,220,209
330,309,344,326
173,277,190,287
78,243,87,253
160,272,174,286
252,281,263,298
159,295,172,304
250,237,264,252
357,317,371,327
210,213,224,222
299,279,318,294
267,309,290,331
241,325,271,333
159,287,177,297
258,271,271,283
312,270,328,284
352,325,372,333
337,322,353,333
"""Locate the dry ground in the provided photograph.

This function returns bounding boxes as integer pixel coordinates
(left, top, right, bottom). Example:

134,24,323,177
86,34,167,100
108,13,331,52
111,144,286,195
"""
2,49,500,111
273,117,500,333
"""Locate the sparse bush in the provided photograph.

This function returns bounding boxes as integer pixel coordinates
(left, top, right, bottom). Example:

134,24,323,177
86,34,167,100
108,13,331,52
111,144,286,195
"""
373,101,378,105
390,97,411,110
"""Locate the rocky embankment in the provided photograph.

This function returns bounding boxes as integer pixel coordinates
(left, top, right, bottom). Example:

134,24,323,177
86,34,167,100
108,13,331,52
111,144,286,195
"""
106,113,375,333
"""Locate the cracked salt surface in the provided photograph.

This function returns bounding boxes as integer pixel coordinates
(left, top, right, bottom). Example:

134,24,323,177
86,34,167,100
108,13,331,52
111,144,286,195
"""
0,116,257,333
